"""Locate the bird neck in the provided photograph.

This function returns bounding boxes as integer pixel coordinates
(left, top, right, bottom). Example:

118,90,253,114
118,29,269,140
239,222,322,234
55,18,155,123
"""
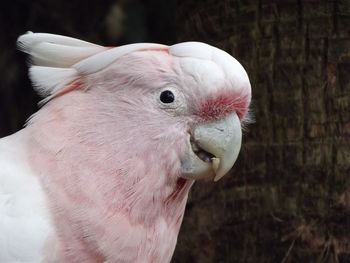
24,102,194,261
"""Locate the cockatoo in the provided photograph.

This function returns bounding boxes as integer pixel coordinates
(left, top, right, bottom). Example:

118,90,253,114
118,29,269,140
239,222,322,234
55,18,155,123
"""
0,32,251,262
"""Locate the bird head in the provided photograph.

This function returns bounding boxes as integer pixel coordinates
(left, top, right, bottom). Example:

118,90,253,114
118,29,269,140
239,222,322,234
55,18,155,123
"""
18,33,251,185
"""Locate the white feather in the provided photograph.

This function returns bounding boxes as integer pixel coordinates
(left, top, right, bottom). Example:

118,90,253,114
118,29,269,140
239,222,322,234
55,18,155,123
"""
169,41,214,60
17,33,250,101
18,32,107,69
0,131,55,263
25,42,107,68
73,43,167,74
17,32,100,49
17,33,169,98
169,42,250,93
29,66,77,97
17,32,101,98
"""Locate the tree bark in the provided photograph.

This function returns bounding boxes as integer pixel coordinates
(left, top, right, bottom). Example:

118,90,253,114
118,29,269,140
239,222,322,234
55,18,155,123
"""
173,0,350,262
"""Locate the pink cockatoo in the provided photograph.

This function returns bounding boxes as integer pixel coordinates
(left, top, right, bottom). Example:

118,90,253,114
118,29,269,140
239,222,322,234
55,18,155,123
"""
0,32,251,262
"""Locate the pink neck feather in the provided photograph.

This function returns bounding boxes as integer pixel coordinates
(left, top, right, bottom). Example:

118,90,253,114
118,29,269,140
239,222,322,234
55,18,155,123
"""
24,89,193,262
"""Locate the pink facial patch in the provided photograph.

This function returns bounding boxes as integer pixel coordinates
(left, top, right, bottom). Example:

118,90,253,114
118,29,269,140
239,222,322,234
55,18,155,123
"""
52,79,83,100
198,92,250,121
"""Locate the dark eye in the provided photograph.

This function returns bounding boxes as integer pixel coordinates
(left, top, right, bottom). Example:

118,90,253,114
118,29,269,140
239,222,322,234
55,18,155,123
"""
160,90,175,104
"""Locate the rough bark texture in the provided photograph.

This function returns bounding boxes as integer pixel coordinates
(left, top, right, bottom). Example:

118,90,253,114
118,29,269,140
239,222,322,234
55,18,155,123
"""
173,0,350,262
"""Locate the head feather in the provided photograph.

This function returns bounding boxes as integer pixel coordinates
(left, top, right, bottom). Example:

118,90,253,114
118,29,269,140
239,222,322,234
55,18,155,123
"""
17,32,251,109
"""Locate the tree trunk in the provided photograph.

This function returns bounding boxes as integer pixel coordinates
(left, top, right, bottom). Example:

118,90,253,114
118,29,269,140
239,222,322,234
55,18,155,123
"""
173,0,350,262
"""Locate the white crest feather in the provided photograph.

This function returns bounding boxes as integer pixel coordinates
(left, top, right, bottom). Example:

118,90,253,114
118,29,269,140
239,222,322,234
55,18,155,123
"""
18,32,251,103
169,42,214,60
17,32,101,48
17,32,107,68
24,42,107,68
73,43,168,74
17,32,104,99
29,66,77,97
17,32,170,99
169,42,251,94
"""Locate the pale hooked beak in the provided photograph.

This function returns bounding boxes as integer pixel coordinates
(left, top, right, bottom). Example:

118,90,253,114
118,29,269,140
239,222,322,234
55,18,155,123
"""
181,112,242,182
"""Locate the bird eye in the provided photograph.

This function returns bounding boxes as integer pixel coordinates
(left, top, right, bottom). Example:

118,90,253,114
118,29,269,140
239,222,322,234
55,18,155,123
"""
160,90,175,104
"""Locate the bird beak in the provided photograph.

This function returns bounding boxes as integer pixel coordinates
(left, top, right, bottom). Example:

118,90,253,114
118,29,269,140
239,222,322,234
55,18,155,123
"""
181,112,242,181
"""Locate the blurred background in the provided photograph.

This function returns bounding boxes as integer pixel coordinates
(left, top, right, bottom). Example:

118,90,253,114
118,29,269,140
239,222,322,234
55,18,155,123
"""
1,0,350,262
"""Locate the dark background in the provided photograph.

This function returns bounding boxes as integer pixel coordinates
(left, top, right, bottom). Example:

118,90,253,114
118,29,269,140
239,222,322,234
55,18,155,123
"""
1,1,350,262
